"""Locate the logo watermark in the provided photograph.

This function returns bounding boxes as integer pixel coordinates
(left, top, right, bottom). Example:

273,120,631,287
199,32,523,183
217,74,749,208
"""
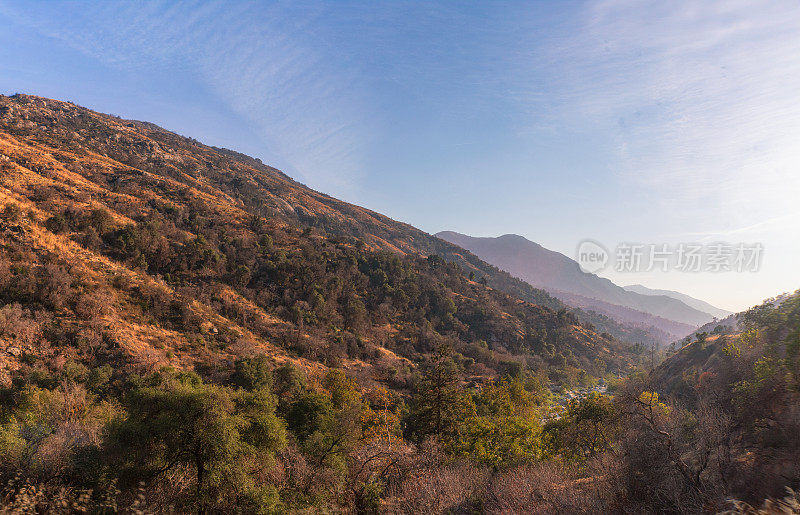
576,240,609,274
576,240,763,274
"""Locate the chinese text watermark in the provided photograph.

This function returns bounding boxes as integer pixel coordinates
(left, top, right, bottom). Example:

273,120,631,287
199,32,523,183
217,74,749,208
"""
576,240,763,274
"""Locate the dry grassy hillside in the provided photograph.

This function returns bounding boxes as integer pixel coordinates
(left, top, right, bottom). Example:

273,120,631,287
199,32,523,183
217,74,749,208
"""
1,94,797,514
0,93,633,388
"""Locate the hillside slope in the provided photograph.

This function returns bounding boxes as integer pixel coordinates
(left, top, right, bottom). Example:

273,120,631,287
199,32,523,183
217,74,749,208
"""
436,231,715,336
0,93,634,387
653,289,799,399
623,284,731,319
1,94,794,514
553,290,696,341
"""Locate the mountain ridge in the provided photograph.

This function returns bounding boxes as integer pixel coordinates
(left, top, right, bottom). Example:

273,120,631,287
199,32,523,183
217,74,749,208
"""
623,283,732,319
435,230,720,340
1,94,796,514
0,93,637,387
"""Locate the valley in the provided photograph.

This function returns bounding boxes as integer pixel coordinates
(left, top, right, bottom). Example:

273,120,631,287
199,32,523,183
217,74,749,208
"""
0,94,797,514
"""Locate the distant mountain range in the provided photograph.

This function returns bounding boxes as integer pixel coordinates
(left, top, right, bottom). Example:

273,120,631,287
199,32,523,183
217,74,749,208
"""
552,290,698,339
623,284,731,319
435,231,729,342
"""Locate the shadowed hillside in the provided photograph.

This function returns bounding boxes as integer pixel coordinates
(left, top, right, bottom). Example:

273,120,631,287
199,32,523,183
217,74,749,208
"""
436,231,720,341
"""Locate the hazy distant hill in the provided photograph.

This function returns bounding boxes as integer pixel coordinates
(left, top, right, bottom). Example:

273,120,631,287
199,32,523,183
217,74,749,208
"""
623,284,731,319
553,290,697,341
435,231,717,339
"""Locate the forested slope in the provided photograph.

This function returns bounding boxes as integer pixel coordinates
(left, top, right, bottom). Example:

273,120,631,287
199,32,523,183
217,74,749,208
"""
0,94,642,511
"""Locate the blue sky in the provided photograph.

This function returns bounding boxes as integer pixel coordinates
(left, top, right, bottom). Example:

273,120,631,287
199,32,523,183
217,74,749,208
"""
1,0,799,311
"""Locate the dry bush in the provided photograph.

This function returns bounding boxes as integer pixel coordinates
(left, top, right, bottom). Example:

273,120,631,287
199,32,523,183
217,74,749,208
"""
722,488,800,514
484,461,614,514
0,204,22,223
344,441,407,512
2,383,114,484
0,303,41,347
0,476,94,514
74,325,104,360
0,256,11,290
137,283,173,323
74,288,113,321
381,441,490,514
272,442,344,507
612,382,735,514
36,263,73,311
274,443,310,493
387,462,489,514
115,467,192,513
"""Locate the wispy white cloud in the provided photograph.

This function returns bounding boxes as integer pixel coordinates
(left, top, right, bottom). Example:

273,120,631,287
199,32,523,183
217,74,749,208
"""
1,0,796,309
0,0,371,194
544,0,800,232
505,0,800,309
660,211,800,241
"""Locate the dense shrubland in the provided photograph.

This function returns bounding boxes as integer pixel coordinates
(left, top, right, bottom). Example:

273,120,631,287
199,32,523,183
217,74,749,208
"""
1,293,798,512
0,94,666,344
1,94,798,512
1,197,622,381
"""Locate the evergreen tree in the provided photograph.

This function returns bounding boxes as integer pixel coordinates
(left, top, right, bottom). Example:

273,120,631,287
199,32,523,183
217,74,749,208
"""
407,345,473,442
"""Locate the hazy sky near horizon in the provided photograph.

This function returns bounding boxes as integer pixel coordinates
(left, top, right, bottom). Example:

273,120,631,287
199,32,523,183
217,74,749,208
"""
1,0,799,311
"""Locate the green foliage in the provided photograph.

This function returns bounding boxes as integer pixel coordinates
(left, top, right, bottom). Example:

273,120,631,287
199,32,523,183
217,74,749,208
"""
543,392,616,459
45,214,69,234
62,360,89,383
0,417,25,463
322,369,361,409
233,355,273,391
406,347,472,442
454,378,543,466
274,362,306,399
88,208,114,233
88,364,114,394
258,234,273,251
284,391,334,443
406,348,546,466
110,369,285,509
